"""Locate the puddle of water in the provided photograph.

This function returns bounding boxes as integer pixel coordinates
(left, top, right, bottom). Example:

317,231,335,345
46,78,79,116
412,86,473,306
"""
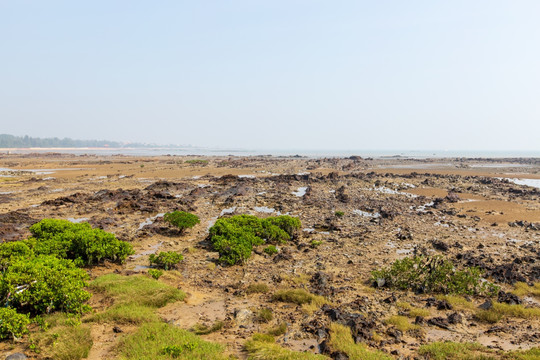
254,206,276,214
67,217,89,223
416,201,435,212
50,188,65,193
238,174,255,178
137,213,165,230
220,206,237,216
504,178,540,190
257,191,266,195
0,191,14,195
292,187,308,197
42,177,55,181
297,172,310,176
396,248,413,255
353,209,380,218
329,189,335,193
134,265,151,271
303,228,315,233
434,221,449,227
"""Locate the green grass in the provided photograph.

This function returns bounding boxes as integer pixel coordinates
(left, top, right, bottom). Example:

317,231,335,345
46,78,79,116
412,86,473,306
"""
247,283,270,294
385,315,419,332
30,313,92,360
266,323,287,336
327,323,392,360
90,273,185,308
85,303,159,324
418,342,496,360
396,301,430,318
272,289,327,306
475,302,540,324
245,337,328,360
256,308,273,323
191,320,224,335
504,347,540,360
512,282,540,298
118,322,229,360
435,295,476,311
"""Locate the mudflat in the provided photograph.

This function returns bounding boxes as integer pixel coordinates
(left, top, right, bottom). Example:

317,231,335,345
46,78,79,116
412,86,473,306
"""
1,153,539,359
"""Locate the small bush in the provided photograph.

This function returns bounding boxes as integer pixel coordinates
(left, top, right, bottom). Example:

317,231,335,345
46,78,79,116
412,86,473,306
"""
0,255,90,315
371,255,499,296
246,283,270,294
185,159,209,165
0,307,30,340
209,215,301,265
148,269,163,279
164,211,200,232
310,240,322,248
264,245,278,255
149,251,184,270
334,211,345,217
0,241,34,271
27,219,134,265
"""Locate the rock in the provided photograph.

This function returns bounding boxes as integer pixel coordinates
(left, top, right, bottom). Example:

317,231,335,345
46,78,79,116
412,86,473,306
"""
235,309,253,326
447,312,463,324
113,326,123,333
415,316,425,325
428,317,451,329
5,354,27,360
436,300,453,311
479,300,493,310
431,240,449,252
498,291,521,305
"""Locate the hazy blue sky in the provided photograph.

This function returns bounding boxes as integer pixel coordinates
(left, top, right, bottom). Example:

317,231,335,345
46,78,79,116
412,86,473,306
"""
1,1,539,151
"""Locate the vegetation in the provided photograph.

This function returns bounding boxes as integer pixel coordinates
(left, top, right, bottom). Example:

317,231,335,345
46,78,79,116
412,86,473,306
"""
118,322,229,360
0,255,91,315
209,215,301,265
418,342,494,360
245,335,328,360
185,159,209,165
163,211,200,232
272,289,326,307
191,320,224,335
87,303,159,324
310,240,322,248
385,315,418,332
148,269,163,279
149,251,184,270
396,302,430,318
435,295,476,311
327,323,392,360
246,283,270,294
334,211,345,217
264,245,278,255
475,302,540,324
266,323,287,336
512,282,540,298
371,255,499,296
256,308,273,323
0,133,150,148
26,219,134,265
0,307,30,340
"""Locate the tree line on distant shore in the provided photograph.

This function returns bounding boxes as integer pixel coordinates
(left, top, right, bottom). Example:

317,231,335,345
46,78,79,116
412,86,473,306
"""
0,134,151,148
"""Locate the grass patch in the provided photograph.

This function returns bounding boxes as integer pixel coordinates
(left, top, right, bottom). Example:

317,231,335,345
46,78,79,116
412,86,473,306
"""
327,322,392,360
504,347,540,360
90,274,185,308
272,289,327,307
436,295,476,311
418,341,495,360
30,313,92,360
282,273,310,285
256,308,273,323
118,322,229,360
475,302,540,323
246,283,270,294
266,323,287,336
385,315,418,332
512,282,540,298
245,337,327,360
396,302,430,318
191,321,224,335
85,303,158,325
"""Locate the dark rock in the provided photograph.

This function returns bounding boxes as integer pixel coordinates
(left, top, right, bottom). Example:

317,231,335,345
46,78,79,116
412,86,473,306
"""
428,317,450,329
415,316,425,325
113,326,123,333
436,300,453,311
497,291,521,305
431,240,449,252
447,312,463,324
479,300,493,310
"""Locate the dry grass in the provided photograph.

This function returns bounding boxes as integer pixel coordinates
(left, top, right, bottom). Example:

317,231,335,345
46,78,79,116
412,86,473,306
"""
327,323,392,360
475,302,540,323
385,315,419,332
246,283,270,294
512,282,540,298
436,295,476,311
396,302,431,318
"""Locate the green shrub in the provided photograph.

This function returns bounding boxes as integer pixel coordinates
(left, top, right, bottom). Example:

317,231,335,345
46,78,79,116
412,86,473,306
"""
164,211,200,232
264,245,278,255
310,240,322,248
27,219,134,265
0,256,91,315
0,307,30,340
148,269,163,279
371,255,499,296
185,159,209,165
266,323,287,336
209,215,301,265
334,211,345,217
0,241,34,271
256,308,273,323
149,251,184,270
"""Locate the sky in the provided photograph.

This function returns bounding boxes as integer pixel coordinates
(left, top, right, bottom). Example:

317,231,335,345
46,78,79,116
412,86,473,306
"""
1,1,539,151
